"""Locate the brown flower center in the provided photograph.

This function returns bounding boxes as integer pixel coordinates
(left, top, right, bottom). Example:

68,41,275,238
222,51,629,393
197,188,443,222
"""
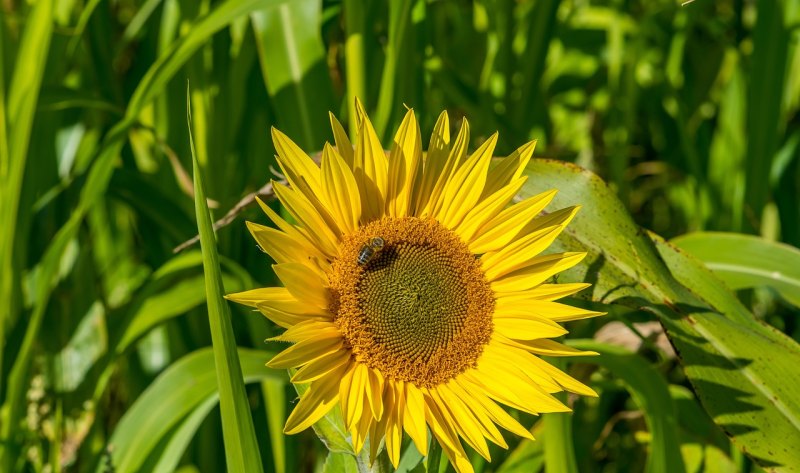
328,217,493,387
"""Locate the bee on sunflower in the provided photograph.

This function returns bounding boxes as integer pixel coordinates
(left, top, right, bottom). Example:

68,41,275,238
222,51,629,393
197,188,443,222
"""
227,100,602,472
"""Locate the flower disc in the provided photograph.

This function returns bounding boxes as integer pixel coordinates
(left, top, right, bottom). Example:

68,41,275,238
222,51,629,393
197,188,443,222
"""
330,217,493,387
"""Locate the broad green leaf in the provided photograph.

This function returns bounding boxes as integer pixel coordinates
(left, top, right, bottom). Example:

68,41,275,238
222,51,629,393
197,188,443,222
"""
190,94,264,473
522,159,800,472
671,232,800,308
104,348,281,473
566,340,686,473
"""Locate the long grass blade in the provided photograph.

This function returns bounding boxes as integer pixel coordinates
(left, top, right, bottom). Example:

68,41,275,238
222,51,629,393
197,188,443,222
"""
0,0,55,468
189,89,265,473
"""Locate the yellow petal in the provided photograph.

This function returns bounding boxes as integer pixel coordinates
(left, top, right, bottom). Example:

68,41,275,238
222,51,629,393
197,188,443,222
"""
284,364,346,434
498,338,598,357
340,362,368,431
414,111,450,215
366,367,385,421
444,380,507,448
498,282,591,302
270,320,340,342
329,112,354,167
368,384,393,463
228,287,329,327
267,336,343,369
423,119,470,217
321,143,361,232
481,140,536,199
225,286,291,308
494,316,568,340
481,222,571,280
273,183,341,256
353,98,388,220
481,342,561,393
467,356,570,414
351,391,374,453
525,353,597,397
495,298,603,322
291,350,352,383
273,262,329,310
490,252,586,293
453,376,534,440
469,189,557,254
424,394,474,473
246,221,326,269
403,383,428,456
256,196,323,258
271,127,323,194
252,286,329,317
430,386,491,461
437,132,498,228
516,205,580,241
454,176,527,244
386,108,422,217
385,381,404,467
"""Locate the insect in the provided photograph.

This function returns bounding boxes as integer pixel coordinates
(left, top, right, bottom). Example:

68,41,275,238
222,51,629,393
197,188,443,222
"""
357,237,385,265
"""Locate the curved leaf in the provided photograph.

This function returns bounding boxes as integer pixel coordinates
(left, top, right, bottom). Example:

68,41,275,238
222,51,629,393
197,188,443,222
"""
105,348,281,473
671,232,800,308
522,159,800,472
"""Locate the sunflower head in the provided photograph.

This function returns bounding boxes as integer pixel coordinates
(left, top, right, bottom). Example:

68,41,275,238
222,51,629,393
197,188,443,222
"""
228,100,601,473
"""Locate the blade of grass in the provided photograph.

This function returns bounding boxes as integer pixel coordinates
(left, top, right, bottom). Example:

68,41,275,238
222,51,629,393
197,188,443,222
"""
0,0,55,467
189,87,265,473
262,379,288,473
542,360,577,473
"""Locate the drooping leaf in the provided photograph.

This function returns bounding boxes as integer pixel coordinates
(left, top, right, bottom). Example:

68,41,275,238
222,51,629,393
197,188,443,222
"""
103,348,280,473
522,158,800,471
671,232,800,308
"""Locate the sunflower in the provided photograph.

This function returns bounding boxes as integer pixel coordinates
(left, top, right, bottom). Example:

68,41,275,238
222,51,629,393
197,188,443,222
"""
227,100,601,472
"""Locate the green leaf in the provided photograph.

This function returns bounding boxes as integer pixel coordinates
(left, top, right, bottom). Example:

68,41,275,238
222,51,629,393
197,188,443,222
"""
522,159,800,471
671,232,800,308
322,452,359,473
745,0,790,227
189,90,264,473
251,0,334,149
542,360,578,473
114,251,249,353
565,340,686,473
0,2,55,466
104,348,281,473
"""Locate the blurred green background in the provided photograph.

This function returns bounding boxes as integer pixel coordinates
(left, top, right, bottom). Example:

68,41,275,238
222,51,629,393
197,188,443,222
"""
1,0,799,472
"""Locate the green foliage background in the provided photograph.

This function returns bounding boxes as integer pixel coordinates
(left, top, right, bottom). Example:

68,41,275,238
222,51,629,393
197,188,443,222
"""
1,0,799,472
